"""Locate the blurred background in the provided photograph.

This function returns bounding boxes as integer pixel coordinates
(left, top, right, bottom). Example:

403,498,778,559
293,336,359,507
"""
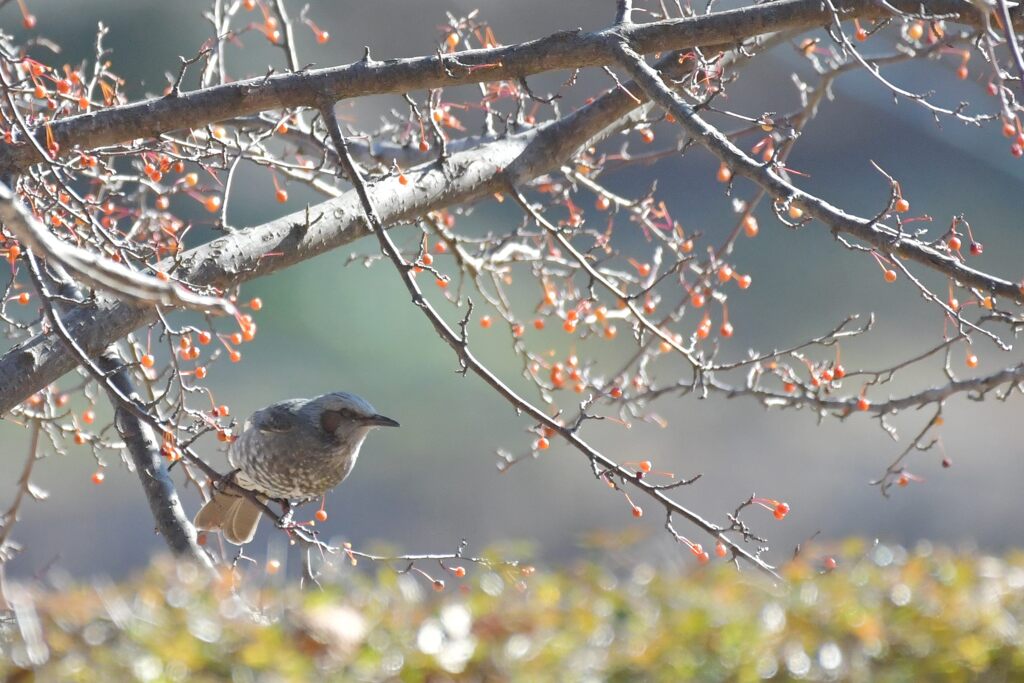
1,0,1022,579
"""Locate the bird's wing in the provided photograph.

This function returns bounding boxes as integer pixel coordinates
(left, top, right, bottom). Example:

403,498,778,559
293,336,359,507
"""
250,399,303,433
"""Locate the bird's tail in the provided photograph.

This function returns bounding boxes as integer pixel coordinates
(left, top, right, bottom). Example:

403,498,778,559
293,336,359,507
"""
194,489,264,545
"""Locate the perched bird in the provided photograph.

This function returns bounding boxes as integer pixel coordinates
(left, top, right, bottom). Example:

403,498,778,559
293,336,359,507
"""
194,391,398,544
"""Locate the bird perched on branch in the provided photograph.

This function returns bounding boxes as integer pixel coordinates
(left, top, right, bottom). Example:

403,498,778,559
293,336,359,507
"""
194,391,399,544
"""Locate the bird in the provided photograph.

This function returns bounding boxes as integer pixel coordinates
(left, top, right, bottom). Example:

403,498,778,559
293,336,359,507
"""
194,391,398,544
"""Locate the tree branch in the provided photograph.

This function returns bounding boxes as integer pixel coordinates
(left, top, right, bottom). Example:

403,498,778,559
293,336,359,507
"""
0,0,1001,174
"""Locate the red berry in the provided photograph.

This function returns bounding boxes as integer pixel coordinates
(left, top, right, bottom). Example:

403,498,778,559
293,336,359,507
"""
715,541,727,558
947,235,962,251
857,396,871,411
823,556,837,571
773,502,790,520
883,269,897,283
314,509,328,522
743,215,759,237
969,242,983,256
453,566,466,578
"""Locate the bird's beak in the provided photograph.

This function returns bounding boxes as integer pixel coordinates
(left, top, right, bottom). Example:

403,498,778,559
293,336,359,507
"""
364,414,400,428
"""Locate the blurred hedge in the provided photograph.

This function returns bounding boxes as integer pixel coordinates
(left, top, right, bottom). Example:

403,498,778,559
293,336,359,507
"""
1,539,1022,681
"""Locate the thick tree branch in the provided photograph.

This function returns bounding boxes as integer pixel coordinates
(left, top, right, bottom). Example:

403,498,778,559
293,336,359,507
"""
0,0,1001,175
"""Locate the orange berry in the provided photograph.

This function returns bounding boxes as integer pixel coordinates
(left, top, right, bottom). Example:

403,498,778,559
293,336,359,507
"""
198,331,212,345
204,195,222,213
596,195,611,211
140,354,155,368
969,242,983,256
947,235,962,251
91,471,105,484
823,556,837,570
435,278,448,288
16,292,30,305
736,274,752,289
563,320,577,333
249,297,263,311
73,431,87,445
314,509,328,522
266,559,281,575
511,323,524,338
717,265,733,282
184,172,199,187
195,366,208,379
453,566,466,578
609,386,622,399
783,382,796,393
638,460,652,473
82,409,95,425
433,579,446,592
883,269,897,283
535,437,550,450
419,140,430,152
275,188,288,203
857,396,871,411
716,163,732,183
788,205,804,220
965,353,978,368
398,174,408,186
907,22,924,41
743,215,758,237
715,541,727,558
898,473,910,487
533,318,545,330
894,198,909,213
720,322,734,338
422,253,434,266
639,128,655,144
445,32,460,49
603,325,617,340
155,195,170,211
691,292,705,308
957,65,968,80
631,506,643,518
229,350,242,363
479,315,492,329
773,502,790,520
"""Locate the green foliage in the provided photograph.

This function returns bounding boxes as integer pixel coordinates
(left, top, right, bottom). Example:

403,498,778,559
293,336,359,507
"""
2,541,1023,681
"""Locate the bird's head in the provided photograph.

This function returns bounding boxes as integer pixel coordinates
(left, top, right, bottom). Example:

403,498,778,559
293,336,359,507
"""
309,391,400,436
